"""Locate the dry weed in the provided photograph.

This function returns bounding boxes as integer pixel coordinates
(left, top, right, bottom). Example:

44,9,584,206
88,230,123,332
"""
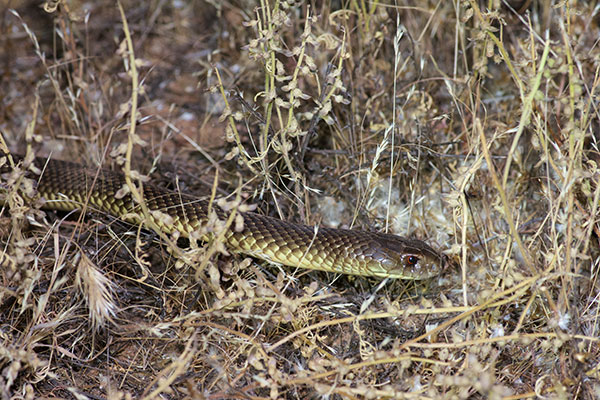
0,1,598,399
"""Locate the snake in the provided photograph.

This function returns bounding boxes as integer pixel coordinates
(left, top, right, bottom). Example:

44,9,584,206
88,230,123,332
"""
1,153,446,279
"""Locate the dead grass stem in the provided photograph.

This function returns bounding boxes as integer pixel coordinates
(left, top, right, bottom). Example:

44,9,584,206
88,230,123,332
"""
0,1,598,398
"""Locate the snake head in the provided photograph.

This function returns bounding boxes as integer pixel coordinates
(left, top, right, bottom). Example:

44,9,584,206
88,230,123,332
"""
366,234,446,280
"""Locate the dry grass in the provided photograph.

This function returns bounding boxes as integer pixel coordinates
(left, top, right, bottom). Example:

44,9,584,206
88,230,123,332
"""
0,0,599,398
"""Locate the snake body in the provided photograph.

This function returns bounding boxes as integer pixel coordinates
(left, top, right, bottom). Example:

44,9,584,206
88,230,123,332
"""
1,155,445,279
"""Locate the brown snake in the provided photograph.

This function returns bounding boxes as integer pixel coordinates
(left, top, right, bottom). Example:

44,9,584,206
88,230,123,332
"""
1,154,446,279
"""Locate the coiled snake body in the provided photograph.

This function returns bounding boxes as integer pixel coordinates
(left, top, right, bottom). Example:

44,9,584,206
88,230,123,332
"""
1,154,445,279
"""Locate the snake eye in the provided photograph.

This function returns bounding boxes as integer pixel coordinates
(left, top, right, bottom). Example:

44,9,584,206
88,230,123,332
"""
405,255,419,266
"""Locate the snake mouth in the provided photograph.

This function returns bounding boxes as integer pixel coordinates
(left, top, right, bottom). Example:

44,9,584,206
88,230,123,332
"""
364,254,440,280
401,258,443,280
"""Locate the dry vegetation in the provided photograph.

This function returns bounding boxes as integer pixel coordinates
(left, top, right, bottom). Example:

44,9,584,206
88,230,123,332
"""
0,0,599,398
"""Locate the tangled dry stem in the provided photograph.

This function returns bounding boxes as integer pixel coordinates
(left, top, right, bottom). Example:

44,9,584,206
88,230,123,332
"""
0,0,599,399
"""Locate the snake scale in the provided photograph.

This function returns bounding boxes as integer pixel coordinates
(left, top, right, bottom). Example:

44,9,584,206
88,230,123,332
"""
1,154,446,279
